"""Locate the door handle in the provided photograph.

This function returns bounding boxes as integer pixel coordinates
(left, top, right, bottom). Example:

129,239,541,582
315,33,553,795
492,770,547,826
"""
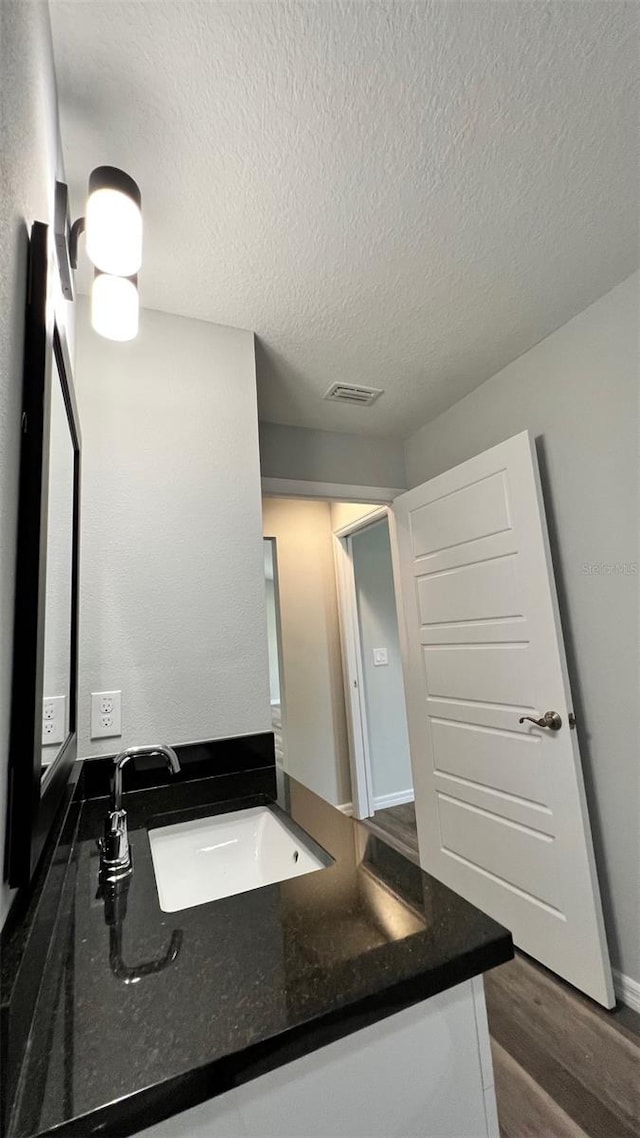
519,711,562,731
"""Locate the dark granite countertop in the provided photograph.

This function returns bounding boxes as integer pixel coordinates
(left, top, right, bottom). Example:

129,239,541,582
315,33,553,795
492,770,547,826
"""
4,753,512,1138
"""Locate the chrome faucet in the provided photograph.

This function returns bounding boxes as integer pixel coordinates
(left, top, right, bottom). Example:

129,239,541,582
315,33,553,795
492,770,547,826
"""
98,744,181,884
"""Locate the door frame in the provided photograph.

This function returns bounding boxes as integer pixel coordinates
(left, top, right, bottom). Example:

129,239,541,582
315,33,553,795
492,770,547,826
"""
333,506,413,820
262,478,402,504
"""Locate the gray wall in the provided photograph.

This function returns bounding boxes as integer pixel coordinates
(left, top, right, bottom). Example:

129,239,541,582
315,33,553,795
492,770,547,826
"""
75,299,271,757
259,422,406,489
404,272,639,986
352,520,413,805
0,0,73,928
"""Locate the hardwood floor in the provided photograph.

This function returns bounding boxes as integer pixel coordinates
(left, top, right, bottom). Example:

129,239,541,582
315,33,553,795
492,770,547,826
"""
366,801,420,862
486,954,640,1138
490,1039,587,1138
362,810,640,1138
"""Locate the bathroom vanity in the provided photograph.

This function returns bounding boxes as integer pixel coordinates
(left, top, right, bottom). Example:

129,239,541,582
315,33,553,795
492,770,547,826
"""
1,736,512,1138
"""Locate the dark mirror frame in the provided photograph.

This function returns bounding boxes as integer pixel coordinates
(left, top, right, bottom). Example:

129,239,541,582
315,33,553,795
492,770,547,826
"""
5,221,81,889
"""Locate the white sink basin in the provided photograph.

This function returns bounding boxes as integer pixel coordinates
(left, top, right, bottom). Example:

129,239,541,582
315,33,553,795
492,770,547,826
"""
149,805,328,912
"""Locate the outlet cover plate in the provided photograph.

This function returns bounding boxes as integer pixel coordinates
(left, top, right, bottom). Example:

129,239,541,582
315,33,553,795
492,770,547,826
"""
91,690,122,739
42,695,66,746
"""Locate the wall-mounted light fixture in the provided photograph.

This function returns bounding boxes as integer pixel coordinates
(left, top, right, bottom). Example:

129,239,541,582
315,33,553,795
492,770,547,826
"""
91,271,139,342
55,167,142,342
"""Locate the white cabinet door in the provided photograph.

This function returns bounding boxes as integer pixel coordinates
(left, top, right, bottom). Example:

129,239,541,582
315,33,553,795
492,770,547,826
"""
138,980,496,1138
392,430,614,1007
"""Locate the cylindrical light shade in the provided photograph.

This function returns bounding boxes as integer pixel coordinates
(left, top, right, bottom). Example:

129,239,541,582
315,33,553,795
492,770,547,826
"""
91,272,139,341
86,166,142,276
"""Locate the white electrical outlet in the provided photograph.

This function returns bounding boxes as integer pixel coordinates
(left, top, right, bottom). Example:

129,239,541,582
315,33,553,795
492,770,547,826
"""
91,690,122,739
42,696,66,746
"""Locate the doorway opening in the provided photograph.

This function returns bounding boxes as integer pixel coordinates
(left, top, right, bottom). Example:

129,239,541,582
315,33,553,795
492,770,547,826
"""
262,496,354,809
333,508,415,850
262,494,416,857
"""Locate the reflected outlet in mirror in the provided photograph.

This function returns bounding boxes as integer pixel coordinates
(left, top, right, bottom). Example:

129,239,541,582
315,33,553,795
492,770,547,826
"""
149,805,331,912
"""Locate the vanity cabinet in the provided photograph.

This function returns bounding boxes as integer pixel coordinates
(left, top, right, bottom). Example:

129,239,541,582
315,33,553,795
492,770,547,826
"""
140,977,498,1138
2,759,510,1138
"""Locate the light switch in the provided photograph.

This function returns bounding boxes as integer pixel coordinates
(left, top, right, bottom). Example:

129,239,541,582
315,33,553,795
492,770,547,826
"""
373,648,388,666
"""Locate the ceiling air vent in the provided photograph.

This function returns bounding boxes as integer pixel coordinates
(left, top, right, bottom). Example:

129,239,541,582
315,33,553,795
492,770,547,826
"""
323,382,383,407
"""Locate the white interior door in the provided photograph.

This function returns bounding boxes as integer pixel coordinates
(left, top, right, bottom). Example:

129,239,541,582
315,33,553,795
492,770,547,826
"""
392,430,614,1007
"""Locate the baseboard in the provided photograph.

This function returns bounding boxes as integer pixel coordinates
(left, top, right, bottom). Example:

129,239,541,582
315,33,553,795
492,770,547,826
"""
613,968,640,1013
337,802,353,816
373,790,414,810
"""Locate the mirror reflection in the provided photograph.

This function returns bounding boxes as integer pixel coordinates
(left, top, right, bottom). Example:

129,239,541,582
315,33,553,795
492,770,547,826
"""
41,356,75,776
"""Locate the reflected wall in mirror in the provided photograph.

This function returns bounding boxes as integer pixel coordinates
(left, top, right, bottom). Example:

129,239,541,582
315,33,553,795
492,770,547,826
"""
263,537,285,766
41,351,75,776
6,222,80,887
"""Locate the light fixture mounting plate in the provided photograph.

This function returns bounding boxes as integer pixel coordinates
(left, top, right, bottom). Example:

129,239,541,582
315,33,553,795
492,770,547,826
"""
54,181,75,301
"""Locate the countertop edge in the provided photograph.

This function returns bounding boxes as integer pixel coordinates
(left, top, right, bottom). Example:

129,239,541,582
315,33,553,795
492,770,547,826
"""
37,936,512,1138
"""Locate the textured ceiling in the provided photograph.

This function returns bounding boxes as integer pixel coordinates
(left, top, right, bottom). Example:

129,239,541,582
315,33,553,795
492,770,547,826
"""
50,1,638,438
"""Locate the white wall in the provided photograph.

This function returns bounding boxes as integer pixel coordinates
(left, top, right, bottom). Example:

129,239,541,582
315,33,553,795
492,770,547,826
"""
351,520,413,806
259,422,406,489
404,273,640,987
0,0,73,928
75,299,271,757
262,497,351,806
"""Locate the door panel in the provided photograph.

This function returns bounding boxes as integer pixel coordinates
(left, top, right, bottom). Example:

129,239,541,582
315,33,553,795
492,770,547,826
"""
436,794,560,909
393,430,614,1006
430,719,548,824
416,555,521,625
423,644,530,706
409,471,510,556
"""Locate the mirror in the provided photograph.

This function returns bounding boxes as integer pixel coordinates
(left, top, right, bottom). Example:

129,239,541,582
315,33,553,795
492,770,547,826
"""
263,537,285,765
6,222,80,887
41,353,75,777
